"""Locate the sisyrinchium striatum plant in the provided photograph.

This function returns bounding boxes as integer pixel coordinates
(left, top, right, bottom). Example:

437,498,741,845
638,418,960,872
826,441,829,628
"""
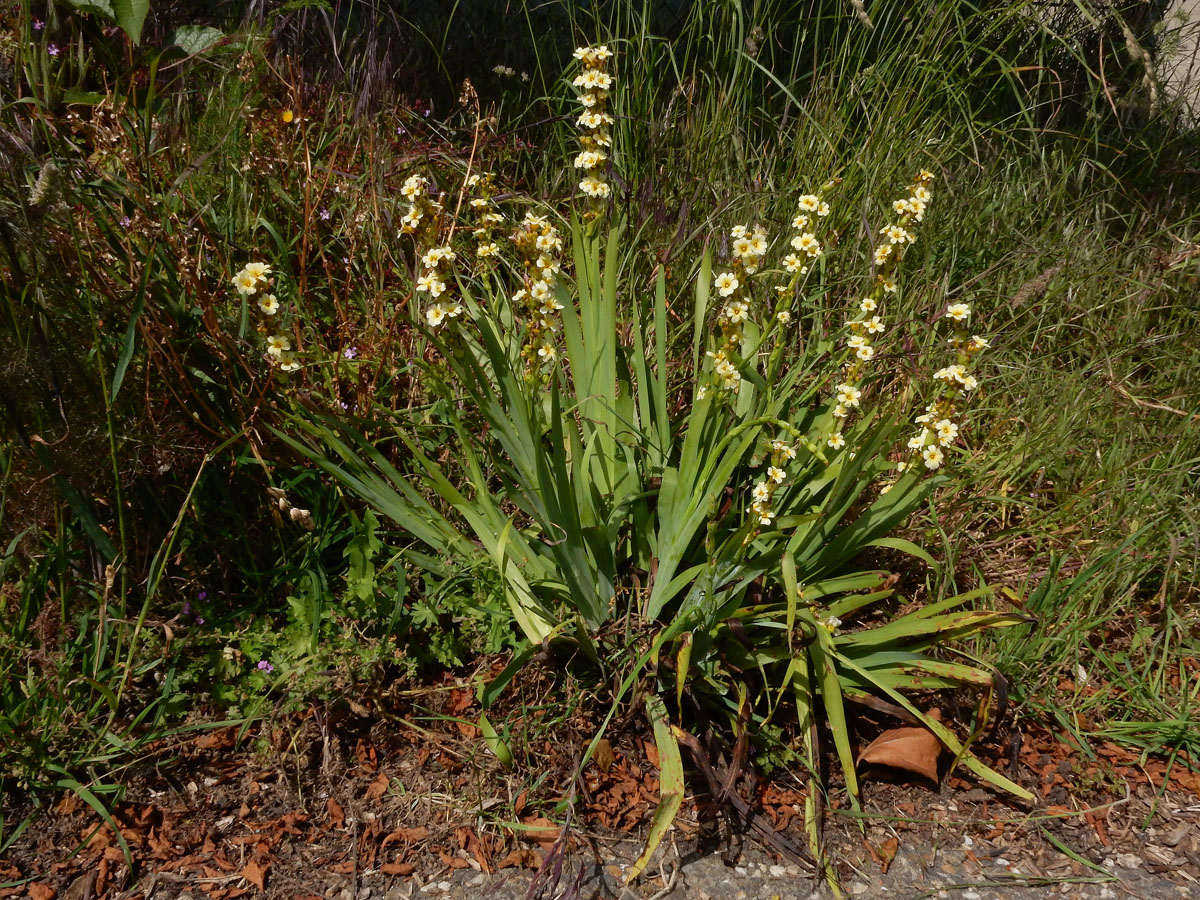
275,43,1034,888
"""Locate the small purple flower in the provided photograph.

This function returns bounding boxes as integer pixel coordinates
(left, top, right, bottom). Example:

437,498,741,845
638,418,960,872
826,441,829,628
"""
256,660,274,672
119,216,131,228
32,19,44,31
181,600,192,616
343,346,358,360
194,616,205,625
47,44,59,57
198,591,208,600
319,208,331,221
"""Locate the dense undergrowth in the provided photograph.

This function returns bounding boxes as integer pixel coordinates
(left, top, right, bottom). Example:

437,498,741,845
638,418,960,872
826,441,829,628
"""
1,0,1198,867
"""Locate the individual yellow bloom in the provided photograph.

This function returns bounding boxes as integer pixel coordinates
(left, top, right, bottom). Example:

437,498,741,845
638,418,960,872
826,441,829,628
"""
233,272,258,296
579,177,611,198
791,233,821,257
922,446,944,469
892,198,912,215
537,342,557,361
934,419,959,445
401,176,425,200
767,466,786,484
730,225,748,239
847,334,867,350
529,280,551,302
776,310,792,325
416,275,446,297
714,272,740,297
860,298,878,313
278,351,300,372
477,242,500,258
724,300,750,324
855,344,875,361
880,276,898,293
574,150,607,169
243,262,270,281
791,214,810,231
864,315,885,334
884,225,913,245
873,244,893,265
752,482,771,502
827,433,845,449
913,185,932,202
836,383,862,407
281,109,294,123
907,430,930,450
257,294,280,315
266,334,290,356
782,253,805,273
425,303,449,328
946,302,971,321
796,194,820,212
732,237,753,257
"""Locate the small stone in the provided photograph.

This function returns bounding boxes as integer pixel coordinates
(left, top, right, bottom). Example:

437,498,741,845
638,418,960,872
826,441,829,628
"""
769,865,787,877
1116,853,1143,870
994,857,1010,867
848,882,869,896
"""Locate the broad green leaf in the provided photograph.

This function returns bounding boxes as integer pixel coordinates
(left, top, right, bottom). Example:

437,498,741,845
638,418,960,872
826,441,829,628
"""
170,25,225,56
112,0,149,44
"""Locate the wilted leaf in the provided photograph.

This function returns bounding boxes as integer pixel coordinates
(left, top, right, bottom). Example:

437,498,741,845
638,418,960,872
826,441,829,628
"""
858,726,942,783
519,816,559,846
593,738,615,773
380,861,414,875
240,858,268,891
326,797,345,829
364,773,389,801
28,884,55,900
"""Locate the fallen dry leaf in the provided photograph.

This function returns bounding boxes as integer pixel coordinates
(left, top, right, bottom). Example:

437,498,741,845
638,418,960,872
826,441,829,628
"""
593,738,615,773
878,836,899,874
497,848,543,870
380,861,414,876
326,797,345,829
858,725,942,783
364,773,390,801
28,884,55,900
519,816,560,846
241,858,269,891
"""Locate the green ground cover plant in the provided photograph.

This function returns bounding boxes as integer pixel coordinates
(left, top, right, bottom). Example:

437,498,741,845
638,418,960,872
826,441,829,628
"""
0,0,1197,882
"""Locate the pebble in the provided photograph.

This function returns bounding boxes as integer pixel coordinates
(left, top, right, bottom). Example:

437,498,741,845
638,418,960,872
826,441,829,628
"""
768,864,787,877
1116,853,1143,869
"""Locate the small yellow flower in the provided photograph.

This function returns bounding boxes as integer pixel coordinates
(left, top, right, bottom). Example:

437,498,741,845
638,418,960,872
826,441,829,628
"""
266,334,290,356
281,109,294,123
864,315,885,334
426,303,449,328
257,294,280,315
796,194,820,212
579,176,611,198
946,302,971,321
827,433,845,449
537,342,557,362
860,297,878,313
855,344,875,361
714,272,740,297
233,272,258,296
767,466,786,485
836,383,862,407
922,446,945,469
776,310,792,325
278,351,300,372
934,419,959,446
